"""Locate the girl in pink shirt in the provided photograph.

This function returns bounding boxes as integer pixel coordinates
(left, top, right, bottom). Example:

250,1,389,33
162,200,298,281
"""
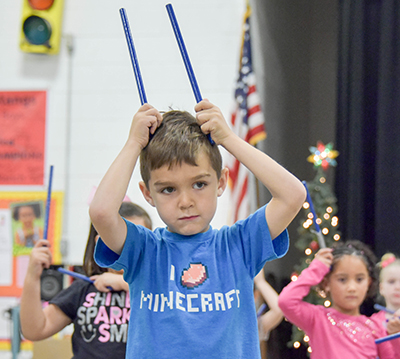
372,253,400,337
278,240,400,359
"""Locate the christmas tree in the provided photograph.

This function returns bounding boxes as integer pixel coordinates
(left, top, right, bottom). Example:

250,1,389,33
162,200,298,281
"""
288,141,341,355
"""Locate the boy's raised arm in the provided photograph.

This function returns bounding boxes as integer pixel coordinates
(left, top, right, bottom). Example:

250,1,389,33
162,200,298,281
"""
195,100,306,239
89,104,162,254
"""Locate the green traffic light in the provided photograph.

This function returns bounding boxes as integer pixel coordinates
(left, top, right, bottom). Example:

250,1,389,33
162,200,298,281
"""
23,15,52,46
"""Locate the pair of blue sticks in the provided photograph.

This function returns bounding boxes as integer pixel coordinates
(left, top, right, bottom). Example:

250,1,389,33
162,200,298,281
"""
120,4,213,144
48,4,207,288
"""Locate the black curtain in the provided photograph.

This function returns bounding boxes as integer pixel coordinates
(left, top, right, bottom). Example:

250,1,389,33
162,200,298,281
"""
336,0,400,258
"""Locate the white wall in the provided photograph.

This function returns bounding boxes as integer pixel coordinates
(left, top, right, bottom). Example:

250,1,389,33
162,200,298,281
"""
0,0,245,265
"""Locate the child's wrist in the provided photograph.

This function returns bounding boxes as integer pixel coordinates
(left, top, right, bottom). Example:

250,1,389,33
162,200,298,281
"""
125,138,144,153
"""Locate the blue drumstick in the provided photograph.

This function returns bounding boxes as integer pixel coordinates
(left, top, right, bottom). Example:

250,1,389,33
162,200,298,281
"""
375,331,400,344
57,267,93,284
166,3,214,144
119,8,147,105
257,303,267,318
166,3,201,102
43,165,54,240
57,267,114,290
374,304,396,315
302,181,326,248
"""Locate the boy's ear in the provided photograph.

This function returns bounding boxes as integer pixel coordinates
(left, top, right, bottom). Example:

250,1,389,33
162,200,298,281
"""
217,167,229,197
139,181,155,207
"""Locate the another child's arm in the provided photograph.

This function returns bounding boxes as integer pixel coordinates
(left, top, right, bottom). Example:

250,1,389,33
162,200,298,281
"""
278,248,332,332
89,104,162,254
386,309,400,335
20,240,72,340
195,100,306,239
254,270,283,333
90,272,129,292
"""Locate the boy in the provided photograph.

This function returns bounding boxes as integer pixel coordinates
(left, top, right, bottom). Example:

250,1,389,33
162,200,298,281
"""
90,100,305,358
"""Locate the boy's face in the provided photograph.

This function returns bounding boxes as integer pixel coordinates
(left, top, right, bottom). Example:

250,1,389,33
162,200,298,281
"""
140,150,228,236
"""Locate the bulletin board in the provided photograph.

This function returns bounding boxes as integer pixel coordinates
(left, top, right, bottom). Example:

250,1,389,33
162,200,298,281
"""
0,191,63,297
0,90,46,185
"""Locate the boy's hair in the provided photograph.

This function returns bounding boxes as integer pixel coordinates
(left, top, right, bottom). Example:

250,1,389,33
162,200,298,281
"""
328,239,378,298
140,110,222,187
119,201,152,229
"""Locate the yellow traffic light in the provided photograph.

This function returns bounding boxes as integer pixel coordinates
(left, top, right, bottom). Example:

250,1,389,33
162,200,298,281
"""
20,0,64,55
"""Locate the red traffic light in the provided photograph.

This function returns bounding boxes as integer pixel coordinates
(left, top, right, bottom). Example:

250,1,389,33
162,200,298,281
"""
28,0,54,10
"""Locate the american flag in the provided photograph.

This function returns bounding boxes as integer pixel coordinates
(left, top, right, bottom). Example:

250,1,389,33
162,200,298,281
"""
227,4,267,223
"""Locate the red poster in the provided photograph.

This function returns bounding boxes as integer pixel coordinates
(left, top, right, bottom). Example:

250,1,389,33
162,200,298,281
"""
0,91,46,185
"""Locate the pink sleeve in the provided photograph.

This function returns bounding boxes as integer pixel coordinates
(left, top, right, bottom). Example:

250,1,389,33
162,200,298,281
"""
371,311,400,358
278,259,330,334
378,335,400,358
390,337,400,354
377,339,400,359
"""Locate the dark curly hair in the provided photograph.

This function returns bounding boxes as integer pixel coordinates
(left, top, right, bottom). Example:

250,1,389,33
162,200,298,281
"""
329,239,378,298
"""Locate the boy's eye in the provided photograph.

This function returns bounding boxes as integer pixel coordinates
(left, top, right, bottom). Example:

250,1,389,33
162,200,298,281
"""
161,187,175,194
193,182,206,190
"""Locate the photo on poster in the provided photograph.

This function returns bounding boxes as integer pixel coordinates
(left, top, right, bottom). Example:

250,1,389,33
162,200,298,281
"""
10,201,44,255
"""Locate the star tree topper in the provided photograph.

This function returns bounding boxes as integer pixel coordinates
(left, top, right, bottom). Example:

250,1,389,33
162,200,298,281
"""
307,141,339,171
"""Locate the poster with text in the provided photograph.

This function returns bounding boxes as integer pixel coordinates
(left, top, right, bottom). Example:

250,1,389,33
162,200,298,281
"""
0,91,46,185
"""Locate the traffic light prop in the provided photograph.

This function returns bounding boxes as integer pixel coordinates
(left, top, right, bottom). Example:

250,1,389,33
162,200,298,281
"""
20,0,64,54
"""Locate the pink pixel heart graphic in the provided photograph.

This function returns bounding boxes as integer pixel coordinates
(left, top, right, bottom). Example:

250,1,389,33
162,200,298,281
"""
181,263,208,289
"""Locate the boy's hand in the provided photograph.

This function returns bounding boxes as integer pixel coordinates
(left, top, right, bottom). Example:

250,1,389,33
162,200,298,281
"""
314,247,333,268
387,309,400,335
129,103,163,149
195,99,233,145
27,239,52,280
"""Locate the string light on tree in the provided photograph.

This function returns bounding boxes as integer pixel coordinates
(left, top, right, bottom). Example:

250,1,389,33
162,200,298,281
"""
289,141,342,353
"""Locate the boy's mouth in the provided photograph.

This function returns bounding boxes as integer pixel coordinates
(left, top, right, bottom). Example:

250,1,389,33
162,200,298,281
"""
179,215,199,221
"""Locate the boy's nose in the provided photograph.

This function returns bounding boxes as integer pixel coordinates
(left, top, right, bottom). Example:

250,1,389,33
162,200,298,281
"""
178,191,194,209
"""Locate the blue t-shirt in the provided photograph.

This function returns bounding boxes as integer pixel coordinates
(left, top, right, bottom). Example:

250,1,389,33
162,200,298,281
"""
95,205,288,359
